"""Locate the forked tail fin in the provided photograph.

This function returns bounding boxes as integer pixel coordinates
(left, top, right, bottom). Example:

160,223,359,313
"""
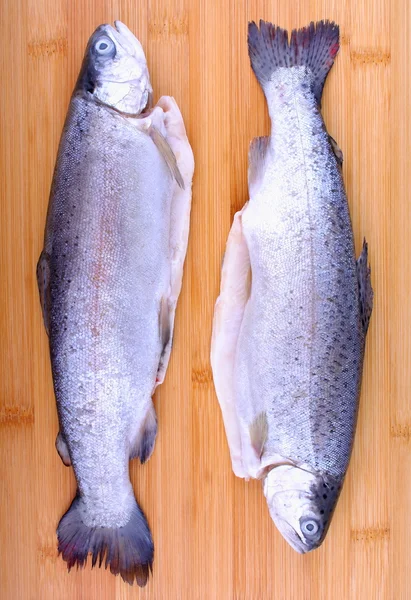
57,493,154,586
248,20,340,105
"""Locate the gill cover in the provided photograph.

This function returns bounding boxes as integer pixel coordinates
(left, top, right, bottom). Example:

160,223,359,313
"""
263,464,341,553
75,21,152,114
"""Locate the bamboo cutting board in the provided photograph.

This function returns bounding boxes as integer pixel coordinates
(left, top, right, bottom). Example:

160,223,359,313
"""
0,0,409,598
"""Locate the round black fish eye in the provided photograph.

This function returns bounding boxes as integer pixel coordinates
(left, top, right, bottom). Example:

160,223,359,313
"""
300,518,320,538
94,36,115,57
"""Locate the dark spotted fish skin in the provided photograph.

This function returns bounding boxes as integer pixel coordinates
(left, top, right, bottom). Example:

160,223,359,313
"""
44,93,171,498
211,21,373,553
36,21,194,585
39,91,171,583
237,43,366,484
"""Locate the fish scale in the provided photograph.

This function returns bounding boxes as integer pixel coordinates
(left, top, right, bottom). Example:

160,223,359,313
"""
49,99,171,491
37,21,194,585
237,66,362,478
211,20,372,554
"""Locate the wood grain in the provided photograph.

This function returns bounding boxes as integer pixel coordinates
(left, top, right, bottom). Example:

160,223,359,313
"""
0,0,409,598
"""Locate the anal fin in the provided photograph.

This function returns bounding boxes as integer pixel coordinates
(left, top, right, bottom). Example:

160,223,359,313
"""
357,239,373,334
130,405,158,464
329,135,343,167
56,431,71,466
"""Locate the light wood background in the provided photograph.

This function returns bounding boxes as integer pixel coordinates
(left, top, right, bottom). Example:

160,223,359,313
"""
0,0,409,598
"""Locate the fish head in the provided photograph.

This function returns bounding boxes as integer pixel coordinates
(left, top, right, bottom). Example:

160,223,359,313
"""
263,465,341,553
75,21,153,114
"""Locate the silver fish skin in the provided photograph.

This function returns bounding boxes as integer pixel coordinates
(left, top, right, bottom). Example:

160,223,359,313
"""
37,21,194,585
211,21,372,554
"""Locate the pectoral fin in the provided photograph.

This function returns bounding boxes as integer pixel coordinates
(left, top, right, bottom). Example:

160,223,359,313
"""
249,412,268,459
149,125,185,189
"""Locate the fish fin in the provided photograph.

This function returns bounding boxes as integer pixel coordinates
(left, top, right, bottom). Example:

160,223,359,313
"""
249,412,268,459
159,295,171,350
211,208,252,478
357,239,373,334
149,125,185,189
36,250,51,335
55,431,71,466
329,135,343,167
130,404,158,463
248,20,340,105
155,296,173,388
248,136,270,197
57,492,154,586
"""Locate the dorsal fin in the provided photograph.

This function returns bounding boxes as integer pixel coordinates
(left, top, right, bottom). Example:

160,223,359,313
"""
36,250,51,335
248,136,270,197
357,239,373,334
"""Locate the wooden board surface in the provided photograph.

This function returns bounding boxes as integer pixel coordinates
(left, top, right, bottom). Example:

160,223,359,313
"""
0,0,409,598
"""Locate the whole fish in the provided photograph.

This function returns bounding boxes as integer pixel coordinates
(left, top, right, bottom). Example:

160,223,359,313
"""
37,21,194,584
211,21,373,553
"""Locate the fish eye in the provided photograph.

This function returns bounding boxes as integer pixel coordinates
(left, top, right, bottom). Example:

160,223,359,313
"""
94,36,115,57
300,518,320,538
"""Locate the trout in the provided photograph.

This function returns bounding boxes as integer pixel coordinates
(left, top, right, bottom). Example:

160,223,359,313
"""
37,21,194,584
211,21,373,553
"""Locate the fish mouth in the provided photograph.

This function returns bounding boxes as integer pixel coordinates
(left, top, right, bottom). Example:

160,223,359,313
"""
104,21,146,60
275,518,309,554
273,514,323,554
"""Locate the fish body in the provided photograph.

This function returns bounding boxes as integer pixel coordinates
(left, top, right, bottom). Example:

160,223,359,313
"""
211,21,372,553
37,22,194,584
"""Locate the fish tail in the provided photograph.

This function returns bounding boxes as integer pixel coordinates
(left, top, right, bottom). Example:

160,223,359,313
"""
248,20,340,105
57,492,154,586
